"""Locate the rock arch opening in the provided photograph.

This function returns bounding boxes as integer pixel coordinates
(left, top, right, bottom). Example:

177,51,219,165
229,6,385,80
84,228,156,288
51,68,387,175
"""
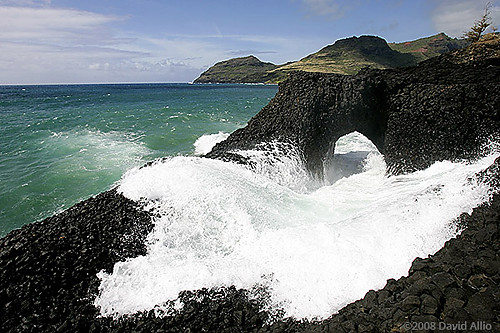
323,131,383,184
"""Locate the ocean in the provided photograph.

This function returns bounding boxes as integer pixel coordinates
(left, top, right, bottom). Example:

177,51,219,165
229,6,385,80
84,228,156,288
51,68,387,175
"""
1,83,498,320
0,83,277,236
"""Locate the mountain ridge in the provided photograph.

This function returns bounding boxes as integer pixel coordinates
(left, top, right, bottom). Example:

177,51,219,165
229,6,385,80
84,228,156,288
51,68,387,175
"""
193,33,468,84
389,32,469,61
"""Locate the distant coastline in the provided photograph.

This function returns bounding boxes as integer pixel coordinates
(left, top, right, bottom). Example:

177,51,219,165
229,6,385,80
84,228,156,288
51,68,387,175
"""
194,33,468,84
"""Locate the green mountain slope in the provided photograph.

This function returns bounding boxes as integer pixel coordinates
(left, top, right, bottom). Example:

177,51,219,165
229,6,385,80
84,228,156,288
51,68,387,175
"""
389,32,469,62
193,33,469,84
193,56,282,84
275,35,416,76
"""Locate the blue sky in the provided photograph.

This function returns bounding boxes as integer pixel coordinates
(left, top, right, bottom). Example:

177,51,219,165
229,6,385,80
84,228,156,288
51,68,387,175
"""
0,0,498,84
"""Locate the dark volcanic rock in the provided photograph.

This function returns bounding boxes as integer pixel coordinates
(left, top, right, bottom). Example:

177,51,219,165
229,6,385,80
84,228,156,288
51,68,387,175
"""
205,70,389,177
383,56,500,173
207,54,500,175
0,190,153,333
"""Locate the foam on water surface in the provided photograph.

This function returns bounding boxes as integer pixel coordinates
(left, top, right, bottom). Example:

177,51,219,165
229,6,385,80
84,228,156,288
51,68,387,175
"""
95,133,498,320
46,128,149,172
0,127,151,234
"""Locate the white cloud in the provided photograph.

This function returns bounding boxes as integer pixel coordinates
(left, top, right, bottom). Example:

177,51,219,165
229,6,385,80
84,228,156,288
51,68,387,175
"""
0,4,208,83
0,6,122,44
0,0,51,6
431,0,500,37
301,0,345,19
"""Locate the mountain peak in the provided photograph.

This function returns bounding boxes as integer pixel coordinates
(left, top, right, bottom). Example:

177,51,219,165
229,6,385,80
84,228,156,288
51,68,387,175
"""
314,35,399,59
225,55,262,65
277,35,416,75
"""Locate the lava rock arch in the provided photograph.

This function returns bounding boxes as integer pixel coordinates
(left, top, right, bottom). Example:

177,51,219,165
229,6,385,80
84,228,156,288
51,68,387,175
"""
207,56,499,176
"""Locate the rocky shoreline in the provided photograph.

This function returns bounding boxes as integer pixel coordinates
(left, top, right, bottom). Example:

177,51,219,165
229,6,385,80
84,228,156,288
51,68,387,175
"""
1,40,499,332
0,166,498,332
0,190,153,332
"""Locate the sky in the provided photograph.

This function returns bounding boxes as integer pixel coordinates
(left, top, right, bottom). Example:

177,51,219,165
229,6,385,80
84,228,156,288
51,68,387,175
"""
0,0,499,84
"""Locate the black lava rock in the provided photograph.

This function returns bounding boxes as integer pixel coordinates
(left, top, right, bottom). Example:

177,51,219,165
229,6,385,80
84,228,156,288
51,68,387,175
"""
0,190,153,333
207,56,500,176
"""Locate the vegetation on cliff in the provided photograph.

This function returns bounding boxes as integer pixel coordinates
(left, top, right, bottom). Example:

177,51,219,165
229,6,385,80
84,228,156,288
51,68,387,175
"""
275,35,416,76
193,55,283,84
389,32,468,62
449,32,500,63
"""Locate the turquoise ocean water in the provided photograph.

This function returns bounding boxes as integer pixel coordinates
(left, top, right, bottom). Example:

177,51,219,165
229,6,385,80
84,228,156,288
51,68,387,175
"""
0,83,278,236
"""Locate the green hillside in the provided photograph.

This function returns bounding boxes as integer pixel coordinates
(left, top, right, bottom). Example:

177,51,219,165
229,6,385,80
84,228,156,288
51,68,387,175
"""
193,33,469,84
193,56,282,84
275,35,416,76
389,32,469,62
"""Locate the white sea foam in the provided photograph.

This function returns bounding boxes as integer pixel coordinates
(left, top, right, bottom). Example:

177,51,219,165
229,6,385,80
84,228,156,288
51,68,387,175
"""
95,133,498,320
46,128,149,174
193,131,230,155
235,141,312,191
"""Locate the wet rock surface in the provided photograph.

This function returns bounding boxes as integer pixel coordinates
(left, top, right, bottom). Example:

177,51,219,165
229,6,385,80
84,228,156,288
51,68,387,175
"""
205,70,389,178
382,56,500,173
2,187,497,332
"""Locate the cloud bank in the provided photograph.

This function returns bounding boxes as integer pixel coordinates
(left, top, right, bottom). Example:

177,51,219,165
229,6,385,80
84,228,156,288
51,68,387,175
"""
0,4,210,83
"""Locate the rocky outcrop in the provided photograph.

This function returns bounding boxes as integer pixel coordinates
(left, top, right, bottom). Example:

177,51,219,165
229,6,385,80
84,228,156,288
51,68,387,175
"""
0,190,153,332
207,47,500,176
205,70,389,177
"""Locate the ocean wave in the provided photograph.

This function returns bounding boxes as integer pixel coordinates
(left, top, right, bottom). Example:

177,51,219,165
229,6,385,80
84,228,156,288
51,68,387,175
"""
95,134,499,320
193,131,230,155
